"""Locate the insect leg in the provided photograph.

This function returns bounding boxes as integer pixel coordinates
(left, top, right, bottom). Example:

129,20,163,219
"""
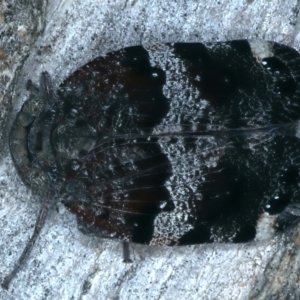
122,240,132,263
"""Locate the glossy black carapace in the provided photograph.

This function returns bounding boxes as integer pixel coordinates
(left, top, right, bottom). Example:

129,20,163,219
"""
3,39,300,289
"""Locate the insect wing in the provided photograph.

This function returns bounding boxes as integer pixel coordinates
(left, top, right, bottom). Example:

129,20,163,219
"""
56,41,300,245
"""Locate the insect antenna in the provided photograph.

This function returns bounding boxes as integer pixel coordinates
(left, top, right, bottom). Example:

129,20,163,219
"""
1,188,54,290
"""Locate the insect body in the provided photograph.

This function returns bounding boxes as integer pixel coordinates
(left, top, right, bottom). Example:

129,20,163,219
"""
3,39,300,289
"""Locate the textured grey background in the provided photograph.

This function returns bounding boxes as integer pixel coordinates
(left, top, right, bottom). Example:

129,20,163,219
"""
1,0,300,299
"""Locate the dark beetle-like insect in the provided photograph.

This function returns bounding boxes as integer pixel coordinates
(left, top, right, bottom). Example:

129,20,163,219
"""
3,39,300,288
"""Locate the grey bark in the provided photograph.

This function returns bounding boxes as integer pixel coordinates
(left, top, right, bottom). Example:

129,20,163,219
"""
1,0,300,299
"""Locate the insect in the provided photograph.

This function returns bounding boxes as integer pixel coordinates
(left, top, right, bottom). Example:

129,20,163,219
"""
3,39,300,289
